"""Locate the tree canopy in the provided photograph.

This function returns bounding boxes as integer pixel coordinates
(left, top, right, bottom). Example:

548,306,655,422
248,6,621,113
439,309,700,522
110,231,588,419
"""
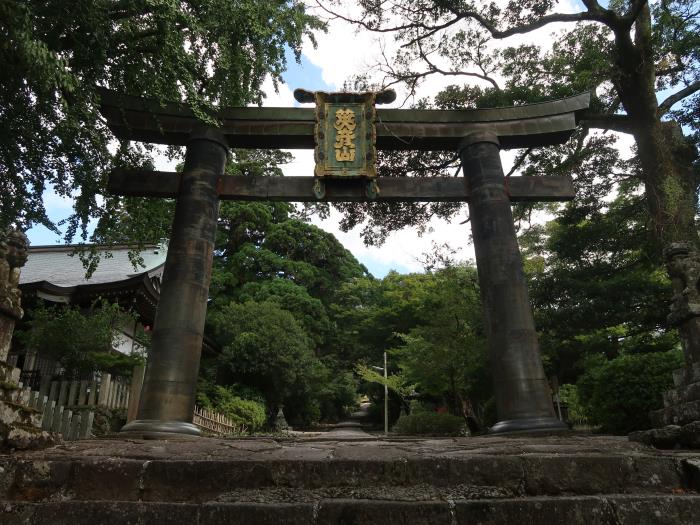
321,0,698,255
1,0,323,238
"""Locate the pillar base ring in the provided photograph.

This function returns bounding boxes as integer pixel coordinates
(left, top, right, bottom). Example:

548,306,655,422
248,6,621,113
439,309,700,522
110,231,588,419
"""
120,419,202,438
488,417,569,435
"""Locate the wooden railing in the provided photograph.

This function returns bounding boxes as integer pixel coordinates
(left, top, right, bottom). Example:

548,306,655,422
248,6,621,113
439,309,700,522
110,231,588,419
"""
192,405,247,436
16,371,134,440
18,367,246,439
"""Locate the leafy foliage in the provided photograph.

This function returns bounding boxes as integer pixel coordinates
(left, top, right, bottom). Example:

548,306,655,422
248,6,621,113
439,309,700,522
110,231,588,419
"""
576,350,683,434
334,262,491,426
326,0,699,262
208,300,316,411
197,385,267,432
557,384,589,427
392,411,466,436
18,300,145,377
523,173,678,383
390,265,491,420
355,362,413,397
1,1,323,241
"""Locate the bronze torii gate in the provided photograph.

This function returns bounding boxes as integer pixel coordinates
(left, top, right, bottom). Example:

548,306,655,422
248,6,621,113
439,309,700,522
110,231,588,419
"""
100,89,590,436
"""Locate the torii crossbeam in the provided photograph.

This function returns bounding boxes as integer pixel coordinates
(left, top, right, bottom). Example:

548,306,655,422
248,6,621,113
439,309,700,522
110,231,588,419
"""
103,89,590,436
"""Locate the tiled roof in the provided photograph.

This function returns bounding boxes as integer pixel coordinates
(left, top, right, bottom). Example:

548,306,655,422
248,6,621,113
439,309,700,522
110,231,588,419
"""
20,244,167,287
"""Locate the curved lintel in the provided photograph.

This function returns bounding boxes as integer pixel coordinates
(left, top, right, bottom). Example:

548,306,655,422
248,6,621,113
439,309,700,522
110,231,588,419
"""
98,89,590,151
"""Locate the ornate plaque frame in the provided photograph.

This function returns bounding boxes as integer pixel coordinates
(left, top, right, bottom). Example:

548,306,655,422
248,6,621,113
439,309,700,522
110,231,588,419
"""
312,91,377,179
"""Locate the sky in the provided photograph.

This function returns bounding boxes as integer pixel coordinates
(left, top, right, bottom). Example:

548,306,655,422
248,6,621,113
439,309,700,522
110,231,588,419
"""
26,0,646,278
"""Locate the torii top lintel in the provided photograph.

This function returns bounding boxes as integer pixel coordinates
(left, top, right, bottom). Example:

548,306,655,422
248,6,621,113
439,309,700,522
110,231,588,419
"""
98,88,590,151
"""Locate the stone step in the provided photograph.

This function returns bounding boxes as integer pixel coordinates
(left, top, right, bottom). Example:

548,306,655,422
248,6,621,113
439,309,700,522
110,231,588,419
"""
1,452,696,502
2,495,700,525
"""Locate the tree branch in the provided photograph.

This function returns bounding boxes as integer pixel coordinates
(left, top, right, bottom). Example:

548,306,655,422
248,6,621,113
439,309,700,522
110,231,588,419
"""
443,6,612,39
313,1,461,37
505,148,533,178
657,80,700,116
413,40,500,90
623,0,649,28
581,113,636,134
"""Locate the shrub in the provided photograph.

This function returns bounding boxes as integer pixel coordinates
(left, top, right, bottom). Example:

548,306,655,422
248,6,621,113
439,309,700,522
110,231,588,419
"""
393,411,466,436
557,384,589,426
199,385,267,431
577,350,683,434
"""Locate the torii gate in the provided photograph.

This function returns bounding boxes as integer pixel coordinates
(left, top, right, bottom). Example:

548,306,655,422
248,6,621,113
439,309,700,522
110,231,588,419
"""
100,88,590,436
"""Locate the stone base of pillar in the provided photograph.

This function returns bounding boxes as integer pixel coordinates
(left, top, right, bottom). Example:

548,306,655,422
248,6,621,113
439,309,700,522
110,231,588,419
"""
489,416,569,435
628,363,700,449
120,418,202,438
1,360,56,451
650,363,700,427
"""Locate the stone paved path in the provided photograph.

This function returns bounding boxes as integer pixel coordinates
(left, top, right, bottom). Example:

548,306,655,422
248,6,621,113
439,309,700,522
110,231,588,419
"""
322,401,373,439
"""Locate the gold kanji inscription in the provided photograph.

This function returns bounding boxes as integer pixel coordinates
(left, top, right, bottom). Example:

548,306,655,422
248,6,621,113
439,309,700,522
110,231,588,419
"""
334,108,356,162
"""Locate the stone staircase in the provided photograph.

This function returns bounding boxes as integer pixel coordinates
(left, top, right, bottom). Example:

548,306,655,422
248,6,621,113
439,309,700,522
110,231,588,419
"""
1,434,699,524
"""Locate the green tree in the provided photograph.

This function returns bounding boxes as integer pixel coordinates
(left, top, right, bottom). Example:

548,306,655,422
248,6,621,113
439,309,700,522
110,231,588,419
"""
523,174,678,384
18,300,145,377
330,271,435,366
207,300,319,421
391,265,491,422
1,1,323,241
327,0,698,255
577,350,683,433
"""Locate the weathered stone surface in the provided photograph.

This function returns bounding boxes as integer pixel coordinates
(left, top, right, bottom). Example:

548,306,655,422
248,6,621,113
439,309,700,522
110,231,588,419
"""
650,400,700,427
679,420,700,448
629,425,683,448
0,362,19,384
1,435,698,523
631,420,700,449
609,495,700,524
7,459,143,501
523,454,683,494
456,495,700,525
683,458,700,491
317,499,451,525
3,496,700,525
0,435,697,503
201,502,315,525
455,496,613,524
1,501,201,525
5,426,54,451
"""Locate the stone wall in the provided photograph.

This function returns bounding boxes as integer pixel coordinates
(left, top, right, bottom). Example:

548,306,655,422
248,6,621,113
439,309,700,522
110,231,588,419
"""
0,228,54,450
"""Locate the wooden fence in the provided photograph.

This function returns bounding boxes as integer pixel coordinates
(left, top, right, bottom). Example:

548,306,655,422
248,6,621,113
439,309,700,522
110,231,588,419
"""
18,368,243,439
16,372,133,440
192,405,247,436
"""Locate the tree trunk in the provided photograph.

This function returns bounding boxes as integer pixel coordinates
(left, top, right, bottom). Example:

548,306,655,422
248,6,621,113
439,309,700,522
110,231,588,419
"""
613,5,699,251
611,4,700,383
634,121,699,250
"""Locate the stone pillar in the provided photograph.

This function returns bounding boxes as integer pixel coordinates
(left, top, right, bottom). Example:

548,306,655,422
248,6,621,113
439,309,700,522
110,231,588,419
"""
0,229,27,363
121,127,228,437
648,243,700,428
0,229,53,449
459,132,566,434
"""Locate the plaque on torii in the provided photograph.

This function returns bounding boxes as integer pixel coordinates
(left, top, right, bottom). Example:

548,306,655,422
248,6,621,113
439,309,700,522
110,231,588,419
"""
101,88,590,437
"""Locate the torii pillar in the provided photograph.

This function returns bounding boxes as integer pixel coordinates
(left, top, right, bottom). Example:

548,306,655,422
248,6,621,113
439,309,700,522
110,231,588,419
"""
101,89,588,436
460,132,565,433
121,127,227,436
